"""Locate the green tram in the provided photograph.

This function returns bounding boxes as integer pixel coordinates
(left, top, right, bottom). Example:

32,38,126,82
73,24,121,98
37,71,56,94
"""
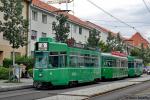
101,53,128,79
128,56,143,77
33,37,101,88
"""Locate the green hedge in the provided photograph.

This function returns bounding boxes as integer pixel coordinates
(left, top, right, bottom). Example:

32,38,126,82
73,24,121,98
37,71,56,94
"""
28,69,33,77
3,56,34,69
0,67,10,80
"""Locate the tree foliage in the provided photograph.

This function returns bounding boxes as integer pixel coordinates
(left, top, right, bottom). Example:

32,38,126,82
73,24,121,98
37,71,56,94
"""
99,40,108,52
106,32,126,52
115,32,126,52
106,32,116,52
130,48,140,57
131,44,150,65
0,0,28,49
52,14,70,43
66,37,76,47
87,29,100,48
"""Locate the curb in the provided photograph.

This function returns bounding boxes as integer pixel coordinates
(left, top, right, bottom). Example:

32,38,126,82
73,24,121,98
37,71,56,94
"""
0,85,33,92
83,80,150,100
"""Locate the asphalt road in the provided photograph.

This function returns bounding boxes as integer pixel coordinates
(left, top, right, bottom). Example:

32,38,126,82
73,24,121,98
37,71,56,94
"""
0,77,148,100
90,80,150,100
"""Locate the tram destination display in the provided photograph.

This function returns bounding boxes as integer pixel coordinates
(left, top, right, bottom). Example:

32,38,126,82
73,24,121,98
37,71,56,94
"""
36,42,48,51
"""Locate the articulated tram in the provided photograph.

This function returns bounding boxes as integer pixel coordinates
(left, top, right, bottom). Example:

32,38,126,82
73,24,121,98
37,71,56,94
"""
33,37,143,88
33,37,101,88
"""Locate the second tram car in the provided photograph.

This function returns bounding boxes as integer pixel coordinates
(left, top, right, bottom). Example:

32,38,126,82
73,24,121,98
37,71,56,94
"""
101,53,128,79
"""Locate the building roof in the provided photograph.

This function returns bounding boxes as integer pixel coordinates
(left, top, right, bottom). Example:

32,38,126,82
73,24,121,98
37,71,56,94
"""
127,32,149,48
31,0,92,29
86,21,116,36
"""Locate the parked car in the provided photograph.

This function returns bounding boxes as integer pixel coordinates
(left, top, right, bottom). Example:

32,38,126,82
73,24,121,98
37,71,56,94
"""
144,66,150,75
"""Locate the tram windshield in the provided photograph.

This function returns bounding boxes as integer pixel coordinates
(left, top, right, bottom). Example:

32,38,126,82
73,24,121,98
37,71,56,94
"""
128,61,134,68
35,52,48,68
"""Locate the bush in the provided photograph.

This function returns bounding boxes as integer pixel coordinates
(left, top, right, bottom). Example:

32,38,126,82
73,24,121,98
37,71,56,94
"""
3,59,12,68
28,69,33,77
3,56,34,69
0,67,10,80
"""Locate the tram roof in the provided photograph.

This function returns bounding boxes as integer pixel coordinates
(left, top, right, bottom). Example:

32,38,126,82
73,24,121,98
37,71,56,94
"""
101,53,127,59
127,56,135,61
135,59,143,62
69,47,100,55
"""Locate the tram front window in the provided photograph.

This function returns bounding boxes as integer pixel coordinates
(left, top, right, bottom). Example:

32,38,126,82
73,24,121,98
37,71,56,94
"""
35,52,48,68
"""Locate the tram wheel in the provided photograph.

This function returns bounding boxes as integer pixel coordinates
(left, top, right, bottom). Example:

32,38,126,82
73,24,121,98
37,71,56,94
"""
69,81,78,87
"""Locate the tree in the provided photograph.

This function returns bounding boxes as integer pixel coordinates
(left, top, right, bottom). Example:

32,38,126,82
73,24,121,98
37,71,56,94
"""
87,29,100,48
0,0,28,81
106,32,116,52
99,40,108,52
130,44,150,66
130,48,140,57
52,14,70,43
66,37,76,47
115,32,126,52
139,44,150,65
0,0,28,67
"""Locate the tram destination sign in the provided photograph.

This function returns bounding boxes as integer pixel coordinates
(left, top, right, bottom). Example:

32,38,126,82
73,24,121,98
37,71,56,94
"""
38,43,48,51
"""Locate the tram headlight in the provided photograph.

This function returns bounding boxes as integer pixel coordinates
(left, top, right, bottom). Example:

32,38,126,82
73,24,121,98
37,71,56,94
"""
39,73,43,77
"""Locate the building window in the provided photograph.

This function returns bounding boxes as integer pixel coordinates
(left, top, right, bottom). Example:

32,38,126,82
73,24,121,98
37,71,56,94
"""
32,10,38,21
79,27,82,35
66,23,70,28
73,25,77,33
31,30,37,40
42,14,47,24
42,32,47,37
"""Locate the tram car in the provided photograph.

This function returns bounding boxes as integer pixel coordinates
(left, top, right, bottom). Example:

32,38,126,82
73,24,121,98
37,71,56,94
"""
33,37,101,88
101,52,128,79
128,56,143,77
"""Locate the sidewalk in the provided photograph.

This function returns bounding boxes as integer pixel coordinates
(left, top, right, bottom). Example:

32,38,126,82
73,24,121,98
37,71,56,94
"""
0,78,33,92
38,75,150,100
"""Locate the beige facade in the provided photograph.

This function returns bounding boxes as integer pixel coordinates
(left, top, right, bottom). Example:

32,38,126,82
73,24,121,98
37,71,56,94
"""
0,1,29,65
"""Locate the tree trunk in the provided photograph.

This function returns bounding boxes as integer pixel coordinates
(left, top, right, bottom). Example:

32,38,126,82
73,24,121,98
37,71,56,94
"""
12,48,15,76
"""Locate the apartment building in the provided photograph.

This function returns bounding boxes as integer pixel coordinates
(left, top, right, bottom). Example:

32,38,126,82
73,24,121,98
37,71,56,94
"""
28,0,92,56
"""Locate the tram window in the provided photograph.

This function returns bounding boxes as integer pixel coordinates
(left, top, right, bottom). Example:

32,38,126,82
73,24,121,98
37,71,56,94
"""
49,52,59,67
84,54,92,67
135,62,141,68
104,60,113,67
59,52,67,67
49,52,67,68
35,52,48,68
116,60,120,67
70,55,77,67
121,60,127,67
128,62,134,68
78,56,84,67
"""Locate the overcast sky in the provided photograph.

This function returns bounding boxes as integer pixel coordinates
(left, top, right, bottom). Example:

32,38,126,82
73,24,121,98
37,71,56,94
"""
42,0,150,40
